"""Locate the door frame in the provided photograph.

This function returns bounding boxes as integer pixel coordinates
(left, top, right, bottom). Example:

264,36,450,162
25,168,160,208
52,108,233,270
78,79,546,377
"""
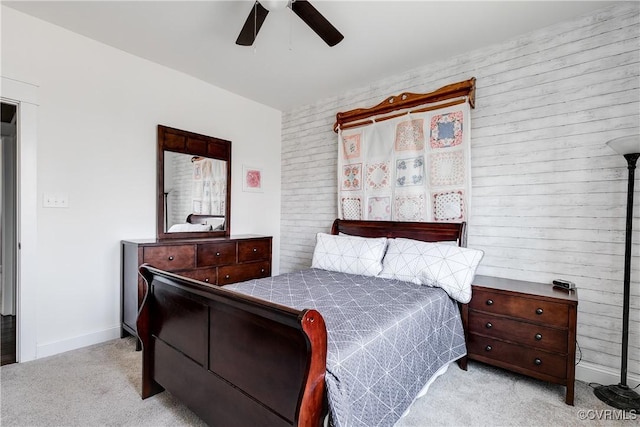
1,102,17,316
1,76,38,362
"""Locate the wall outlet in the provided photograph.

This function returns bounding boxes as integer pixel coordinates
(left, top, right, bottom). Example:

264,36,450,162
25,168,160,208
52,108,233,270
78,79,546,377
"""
43,193,69,208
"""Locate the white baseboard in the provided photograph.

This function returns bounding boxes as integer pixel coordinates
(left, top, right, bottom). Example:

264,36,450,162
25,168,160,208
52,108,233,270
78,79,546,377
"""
36,326,121,359
576,360,640,389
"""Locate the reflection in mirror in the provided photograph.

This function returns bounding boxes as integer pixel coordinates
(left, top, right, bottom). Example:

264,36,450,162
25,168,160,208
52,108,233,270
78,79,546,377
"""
164,152,227,233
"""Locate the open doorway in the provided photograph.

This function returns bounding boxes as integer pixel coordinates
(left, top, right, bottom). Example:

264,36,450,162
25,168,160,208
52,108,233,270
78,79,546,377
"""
1,102,17,365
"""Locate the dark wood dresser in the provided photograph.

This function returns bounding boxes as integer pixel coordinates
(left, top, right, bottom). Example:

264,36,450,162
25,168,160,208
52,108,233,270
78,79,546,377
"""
121,235,272,343
461,275,578,405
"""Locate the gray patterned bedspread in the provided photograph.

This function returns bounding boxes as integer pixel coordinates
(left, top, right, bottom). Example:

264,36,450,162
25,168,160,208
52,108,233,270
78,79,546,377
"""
226,268,466,427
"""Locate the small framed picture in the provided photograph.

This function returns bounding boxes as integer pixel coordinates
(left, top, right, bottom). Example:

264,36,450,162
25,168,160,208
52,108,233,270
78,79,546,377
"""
242,165,263,192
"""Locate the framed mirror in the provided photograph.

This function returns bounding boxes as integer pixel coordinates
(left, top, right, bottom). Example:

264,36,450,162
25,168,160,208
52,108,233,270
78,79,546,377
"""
157,125,231,240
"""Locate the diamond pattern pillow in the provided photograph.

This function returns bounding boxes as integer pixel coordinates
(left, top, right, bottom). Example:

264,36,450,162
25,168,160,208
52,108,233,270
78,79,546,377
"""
379,238,437,284
379,238,483,302
311,233,387,277
415,242,484,303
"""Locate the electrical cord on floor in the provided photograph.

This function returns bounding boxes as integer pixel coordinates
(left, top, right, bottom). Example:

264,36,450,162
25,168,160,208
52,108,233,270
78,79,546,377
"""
575,339,582,365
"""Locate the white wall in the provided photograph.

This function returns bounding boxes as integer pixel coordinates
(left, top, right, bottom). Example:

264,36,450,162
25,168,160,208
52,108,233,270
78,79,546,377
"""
166,152,194,228
281,3,639,385
1,6,282,358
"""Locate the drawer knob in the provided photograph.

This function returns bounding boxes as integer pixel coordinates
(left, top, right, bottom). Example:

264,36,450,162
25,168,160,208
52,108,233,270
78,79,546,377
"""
535,333,542,341
534,358,542,366
225,274,230,279
485,345,492,352
261,268,265,273
204,278,209,283
536,308,544,315
486,299,494,306
216,252,220,256
168,256,174,261
253,248,257,252
485,322,492,329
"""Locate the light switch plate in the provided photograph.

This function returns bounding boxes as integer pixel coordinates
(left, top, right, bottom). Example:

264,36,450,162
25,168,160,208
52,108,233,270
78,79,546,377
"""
43,193,69,208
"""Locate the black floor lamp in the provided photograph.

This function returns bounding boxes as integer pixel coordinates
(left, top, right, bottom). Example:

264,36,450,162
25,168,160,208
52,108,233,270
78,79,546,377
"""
594,135,640,411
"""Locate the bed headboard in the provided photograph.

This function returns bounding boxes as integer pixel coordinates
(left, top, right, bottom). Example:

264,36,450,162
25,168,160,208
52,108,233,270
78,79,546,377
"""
186,213,226,231
186,213,225,225
331,219,467,247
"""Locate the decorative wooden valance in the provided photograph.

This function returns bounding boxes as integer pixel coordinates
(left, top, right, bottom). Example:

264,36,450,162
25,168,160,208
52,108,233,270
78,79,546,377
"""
334,77,476,132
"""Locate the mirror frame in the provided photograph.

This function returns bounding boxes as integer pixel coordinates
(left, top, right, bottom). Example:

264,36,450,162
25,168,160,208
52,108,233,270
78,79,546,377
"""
157,125,231,240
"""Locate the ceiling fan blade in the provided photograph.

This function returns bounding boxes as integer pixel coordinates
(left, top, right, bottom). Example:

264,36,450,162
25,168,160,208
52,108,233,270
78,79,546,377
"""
236,1,270,46
290,0,344,47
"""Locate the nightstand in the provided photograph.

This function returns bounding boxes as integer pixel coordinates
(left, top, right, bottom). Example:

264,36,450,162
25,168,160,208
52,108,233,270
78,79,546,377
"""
460,275,578,405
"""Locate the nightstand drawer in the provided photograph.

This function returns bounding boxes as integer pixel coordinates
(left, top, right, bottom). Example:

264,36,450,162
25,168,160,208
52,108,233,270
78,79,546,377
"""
468,310,568,353
218,261,270,286
143,245,195,271
197,242,237,266
471,288,569,327
468,334,567,379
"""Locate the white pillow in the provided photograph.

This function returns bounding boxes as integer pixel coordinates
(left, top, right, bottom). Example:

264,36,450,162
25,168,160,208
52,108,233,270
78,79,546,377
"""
167,223,212,232
416,243,484,304
379,238,437,284
311,233,387,277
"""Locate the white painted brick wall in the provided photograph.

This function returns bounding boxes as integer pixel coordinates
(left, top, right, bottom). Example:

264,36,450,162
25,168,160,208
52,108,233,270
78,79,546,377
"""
281,3,640,379
167,154,192,227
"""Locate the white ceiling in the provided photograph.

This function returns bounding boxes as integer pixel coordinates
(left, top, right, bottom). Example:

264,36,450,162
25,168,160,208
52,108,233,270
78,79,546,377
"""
4,1,620,111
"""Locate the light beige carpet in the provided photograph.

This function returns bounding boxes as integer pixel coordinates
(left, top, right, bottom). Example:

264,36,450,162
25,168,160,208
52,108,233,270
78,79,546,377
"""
0,337,631,426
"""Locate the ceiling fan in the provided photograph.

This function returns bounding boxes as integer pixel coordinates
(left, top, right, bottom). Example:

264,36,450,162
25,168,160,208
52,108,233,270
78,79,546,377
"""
236,0,344,47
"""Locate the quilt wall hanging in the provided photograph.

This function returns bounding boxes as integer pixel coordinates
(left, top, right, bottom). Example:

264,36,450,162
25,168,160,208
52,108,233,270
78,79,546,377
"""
335,78,475,223
192,157,227,216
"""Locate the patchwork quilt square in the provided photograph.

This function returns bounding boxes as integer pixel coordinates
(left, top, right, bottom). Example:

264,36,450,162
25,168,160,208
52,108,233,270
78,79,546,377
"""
433,190,465,221
395,119,425,151
368,196,391,220
342,133,361,160
341,197,362,220
430,111,463,148
394,194,426,221
366,161,391,190
396,157,425,187
430,151,465,186
342,164,362,191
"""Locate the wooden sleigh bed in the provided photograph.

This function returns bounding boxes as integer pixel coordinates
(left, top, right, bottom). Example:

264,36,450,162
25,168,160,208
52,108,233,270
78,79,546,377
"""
137,219,468,427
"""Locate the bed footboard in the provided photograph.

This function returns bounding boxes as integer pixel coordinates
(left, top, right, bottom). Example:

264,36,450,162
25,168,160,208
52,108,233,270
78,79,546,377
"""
137,265,327,427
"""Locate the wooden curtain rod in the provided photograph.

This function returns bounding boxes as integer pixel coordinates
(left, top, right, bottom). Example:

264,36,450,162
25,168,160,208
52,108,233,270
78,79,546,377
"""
333,77,476,132
337,98,467,132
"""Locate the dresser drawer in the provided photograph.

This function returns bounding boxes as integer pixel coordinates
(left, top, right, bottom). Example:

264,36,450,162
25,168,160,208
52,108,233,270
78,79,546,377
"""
218,261,271,286
471,288,569,327
197,242,237,267
238,239,271,263
468,333,567,379
179,268,218,285
143,245,195,271
468,310,568,353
